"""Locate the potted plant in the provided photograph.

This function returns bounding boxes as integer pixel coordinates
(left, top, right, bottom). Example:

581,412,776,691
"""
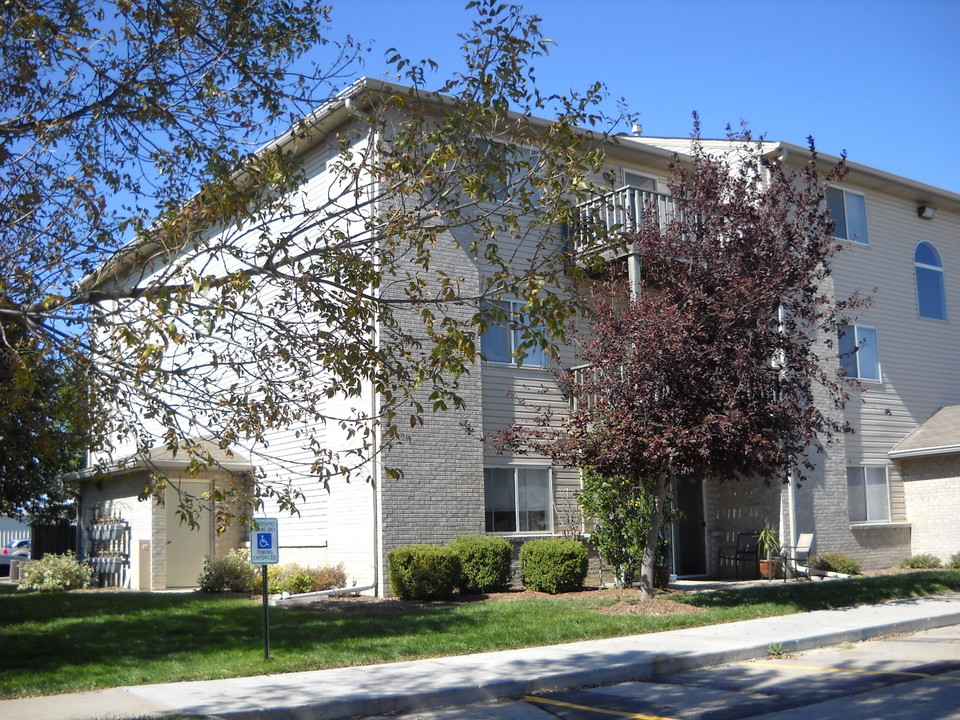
757,520,780,580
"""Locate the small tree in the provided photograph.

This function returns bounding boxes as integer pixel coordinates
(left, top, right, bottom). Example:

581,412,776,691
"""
576,471,670,587
501,127,864,599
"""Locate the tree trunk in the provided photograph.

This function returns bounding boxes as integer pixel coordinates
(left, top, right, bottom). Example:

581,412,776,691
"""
638,472,669,601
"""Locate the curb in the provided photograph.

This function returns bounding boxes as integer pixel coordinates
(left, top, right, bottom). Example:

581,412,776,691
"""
204,607,960,720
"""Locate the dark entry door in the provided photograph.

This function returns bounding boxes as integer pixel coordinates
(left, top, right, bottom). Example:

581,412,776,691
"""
674,476,706,576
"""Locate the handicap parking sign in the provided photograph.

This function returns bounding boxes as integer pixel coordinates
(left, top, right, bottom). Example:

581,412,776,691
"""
250,518,279,564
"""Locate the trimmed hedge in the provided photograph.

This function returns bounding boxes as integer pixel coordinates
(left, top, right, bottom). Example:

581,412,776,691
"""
388,544,461,600
449,534,513,594
519,538,588,594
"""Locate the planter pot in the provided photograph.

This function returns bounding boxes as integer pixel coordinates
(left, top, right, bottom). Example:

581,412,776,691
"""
654,566,672,589
759,558,779,580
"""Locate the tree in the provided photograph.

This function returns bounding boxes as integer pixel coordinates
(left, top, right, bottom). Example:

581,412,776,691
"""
0,324,86,520
500,128,864,599
0,1,620,517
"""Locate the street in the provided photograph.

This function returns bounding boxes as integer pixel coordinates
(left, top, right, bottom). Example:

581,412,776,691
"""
388,625,960,719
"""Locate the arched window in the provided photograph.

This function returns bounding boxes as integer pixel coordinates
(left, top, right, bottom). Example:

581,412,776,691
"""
914,241,947,320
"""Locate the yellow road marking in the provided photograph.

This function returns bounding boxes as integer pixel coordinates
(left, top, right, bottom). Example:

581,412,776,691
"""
741,661,953,681
524,695,679,720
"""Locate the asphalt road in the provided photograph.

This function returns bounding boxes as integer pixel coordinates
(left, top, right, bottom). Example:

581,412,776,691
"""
388,624,960,719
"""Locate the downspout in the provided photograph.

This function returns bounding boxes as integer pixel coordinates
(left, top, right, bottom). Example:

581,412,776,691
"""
347,95,383,597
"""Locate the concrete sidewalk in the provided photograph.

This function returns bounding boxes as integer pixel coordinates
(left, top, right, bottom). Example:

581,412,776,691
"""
4,592,960,720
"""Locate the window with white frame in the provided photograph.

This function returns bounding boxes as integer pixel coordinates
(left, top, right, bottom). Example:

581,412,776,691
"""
484,467,551,533
847,466,891,523
838,324,880,381
622,169,659,192
914,241,948,320
480,300,546,367
826,187,869,244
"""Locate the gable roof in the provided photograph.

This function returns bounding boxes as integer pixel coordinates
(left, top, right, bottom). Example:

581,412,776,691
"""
889,405,960,459
64,439,252,482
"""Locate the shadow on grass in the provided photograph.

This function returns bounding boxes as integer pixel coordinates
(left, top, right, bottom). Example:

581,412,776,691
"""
685,571,960,612
0,587,486,694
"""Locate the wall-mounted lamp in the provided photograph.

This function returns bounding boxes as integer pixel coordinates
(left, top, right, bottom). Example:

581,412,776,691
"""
918,205,937,219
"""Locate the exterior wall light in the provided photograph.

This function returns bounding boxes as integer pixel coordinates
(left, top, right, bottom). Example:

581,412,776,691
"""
918,205,937,219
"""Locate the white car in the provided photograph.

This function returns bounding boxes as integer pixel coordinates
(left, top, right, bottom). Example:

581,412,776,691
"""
0,539,30,576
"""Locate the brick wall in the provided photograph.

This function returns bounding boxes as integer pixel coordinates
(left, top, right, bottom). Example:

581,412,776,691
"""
899,455,960,563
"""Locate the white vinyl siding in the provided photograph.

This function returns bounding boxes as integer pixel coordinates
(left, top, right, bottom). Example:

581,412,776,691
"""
829,183,959,468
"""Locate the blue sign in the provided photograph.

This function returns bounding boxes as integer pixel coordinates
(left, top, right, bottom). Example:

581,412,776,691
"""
250,518,279,564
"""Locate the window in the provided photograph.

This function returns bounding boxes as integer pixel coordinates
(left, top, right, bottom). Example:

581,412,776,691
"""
914,241,948,320
847,466,890,523
480,300,546,367
477,140,540,203
826,187,869,244
838,324,880,381
622,170,658,192
484,467,551,533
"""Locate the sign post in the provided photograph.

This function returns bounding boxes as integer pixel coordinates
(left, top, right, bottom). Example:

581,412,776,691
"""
250,518,279,660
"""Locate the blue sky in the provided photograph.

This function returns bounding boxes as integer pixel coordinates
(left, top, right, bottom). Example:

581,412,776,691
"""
326,1,960,193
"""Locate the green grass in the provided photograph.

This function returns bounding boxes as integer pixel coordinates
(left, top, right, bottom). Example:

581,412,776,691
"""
2,571,959,699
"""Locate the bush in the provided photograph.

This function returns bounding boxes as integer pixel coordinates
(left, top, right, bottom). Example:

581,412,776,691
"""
18,552,94,592
253,562,347,595
388,544,461,600
198,549,259,592
448,534,513,594
949,552,960,570
519,538,588,594
808,552,861,576
274,562,348,594
898,554,942,569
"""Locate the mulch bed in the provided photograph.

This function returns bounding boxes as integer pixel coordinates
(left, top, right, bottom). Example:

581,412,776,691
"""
285,585,706,616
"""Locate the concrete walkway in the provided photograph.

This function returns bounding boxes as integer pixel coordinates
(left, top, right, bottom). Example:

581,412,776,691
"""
4,592,960,720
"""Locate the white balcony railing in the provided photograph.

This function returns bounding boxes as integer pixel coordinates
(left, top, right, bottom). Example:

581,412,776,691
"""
572,187,676,260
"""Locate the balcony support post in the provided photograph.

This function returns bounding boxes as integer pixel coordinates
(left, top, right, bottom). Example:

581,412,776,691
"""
627,241,642,301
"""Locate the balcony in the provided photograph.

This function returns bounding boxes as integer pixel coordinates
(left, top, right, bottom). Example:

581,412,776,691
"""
572,187,676,262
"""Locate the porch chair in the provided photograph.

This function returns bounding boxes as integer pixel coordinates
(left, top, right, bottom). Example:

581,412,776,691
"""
781,533,814,581
717,532,760,580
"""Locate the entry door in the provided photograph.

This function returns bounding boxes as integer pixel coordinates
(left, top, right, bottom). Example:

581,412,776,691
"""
165,481,213,588
673,476,706,576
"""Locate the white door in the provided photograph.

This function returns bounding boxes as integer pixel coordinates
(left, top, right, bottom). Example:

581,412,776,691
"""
165,481,213,588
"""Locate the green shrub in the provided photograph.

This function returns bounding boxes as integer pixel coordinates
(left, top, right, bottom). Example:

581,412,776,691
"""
274,563,348,594
808,552,861,576
519,538,588,594
949,552,960,570
198,549,259,592
448,534,513,594
898,554,942,569
18,552,94,592
388,544,461,600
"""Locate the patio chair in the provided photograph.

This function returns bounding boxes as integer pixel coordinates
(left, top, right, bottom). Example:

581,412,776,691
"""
718,532,760,579
781,533,814,581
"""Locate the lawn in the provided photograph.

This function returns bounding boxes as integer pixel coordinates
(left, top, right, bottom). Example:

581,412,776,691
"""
2,571,959,699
